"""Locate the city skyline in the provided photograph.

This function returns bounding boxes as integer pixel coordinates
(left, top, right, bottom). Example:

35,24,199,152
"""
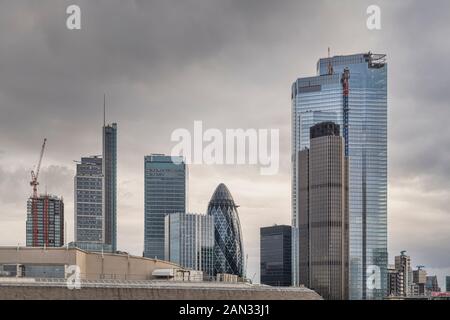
1,0,449,287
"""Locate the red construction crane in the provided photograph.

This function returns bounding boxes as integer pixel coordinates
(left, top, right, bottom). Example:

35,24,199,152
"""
30,138,47,246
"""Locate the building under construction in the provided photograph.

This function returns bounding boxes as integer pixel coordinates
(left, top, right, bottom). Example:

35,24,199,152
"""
26,195,64,247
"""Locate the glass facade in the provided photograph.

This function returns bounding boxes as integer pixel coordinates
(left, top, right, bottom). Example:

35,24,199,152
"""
26,195,64,247
165,212,214,278
74,156,103,245
207,183,244,278
144,154,186,259
260,225,292,287
103,123,117,252
292,53,387,299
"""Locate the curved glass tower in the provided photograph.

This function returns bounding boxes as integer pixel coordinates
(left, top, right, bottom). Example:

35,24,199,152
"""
207,183,244,278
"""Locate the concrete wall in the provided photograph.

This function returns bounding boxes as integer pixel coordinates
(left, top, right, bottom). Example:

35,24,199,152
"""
0,286,322,300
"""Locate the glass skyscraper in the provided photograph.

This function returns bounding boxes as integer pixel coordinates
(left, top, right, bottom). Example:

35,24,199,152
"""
260,225,292,287
103,123,117,252
291,53,387,299
74,156,104,246
165,212,214,278
207,183,244,278
144,154,186,259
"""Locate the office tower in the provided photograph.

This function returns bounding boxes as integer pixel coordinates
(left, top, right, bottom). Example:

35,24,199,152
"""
144,154,186,259
297,122,349,300
26,195,64,247
165,212,214,278
291,52,388,299
207,183,244,278
426,276,441,293
394,251,412,296
103,123,117,252
260,225,292,286
74,156,105,250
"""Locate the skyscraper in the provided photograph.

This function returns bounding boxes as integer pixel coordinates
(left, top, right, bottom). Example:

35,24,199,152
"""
144,154,186,259
26,195,64,247
297,122,349,300
165,212,214,278
103,123,117,252
74,156,104,248
291,52,387,299
260,225,292,287
207,183,244,278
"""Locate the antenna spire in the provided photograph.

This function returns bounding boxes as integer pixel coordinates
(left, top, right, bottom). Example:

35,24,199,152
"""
103,93,106,127
327,47,334,75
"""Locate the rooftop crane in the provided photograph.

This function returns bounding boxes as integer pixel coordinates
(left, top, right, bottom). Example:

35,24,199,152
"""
417,265,426,271
30,138,47,198
30,138,47,246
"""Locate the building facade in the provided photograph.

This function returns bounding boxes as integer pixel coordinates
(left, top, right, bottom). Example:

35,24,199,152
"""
26,195,64,247
291,52,388,299
164,212,214,278
144,154,186,259
103,123,117,252
394,252,412,297
74,156,103,247
297,122,349,300
446,276,450,292
426,276,441,293
260,225,292,287
207,184,244,278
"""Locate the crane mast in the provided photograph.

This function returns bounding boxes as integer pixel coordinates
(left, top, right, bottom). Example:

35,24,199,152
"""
30,138,47,246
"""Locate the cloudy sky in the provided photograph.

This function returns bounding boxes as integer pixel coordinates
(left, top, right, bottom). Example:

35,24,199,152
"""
0,0,449,285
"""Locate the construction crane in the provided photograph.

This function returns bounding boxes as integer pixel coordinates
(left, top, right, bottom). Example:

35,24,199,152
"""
417,265,425,271
30,138,47,246
30,138,47,198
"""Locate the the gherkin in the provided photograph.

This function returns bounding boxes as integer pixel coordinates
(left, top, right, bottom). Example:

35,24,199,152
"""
207,183,244,277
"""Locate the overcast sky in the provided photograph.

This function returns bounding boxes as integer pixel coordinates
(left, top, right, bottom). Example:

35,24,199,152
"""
1,0,449,285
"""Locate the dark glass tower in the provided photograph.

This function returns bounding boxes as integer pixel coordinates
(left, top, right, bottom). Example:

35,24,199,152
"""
207,183,244,278
144,154,186,259
260,225,292,286
103,123,117,252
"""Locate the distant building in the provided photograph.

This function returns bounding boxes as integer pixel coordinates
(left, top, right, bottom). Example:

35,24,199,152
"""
207,184,244,278
387,265,400,296
394,252,412,297
74,156,103,248
144,154,186,259
26,195,64,247
103,123,118,252
412,268,427,296
165,212,214,278
260,225,292,286
297,122,349,300
447,276,450,292
426,276,441,293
